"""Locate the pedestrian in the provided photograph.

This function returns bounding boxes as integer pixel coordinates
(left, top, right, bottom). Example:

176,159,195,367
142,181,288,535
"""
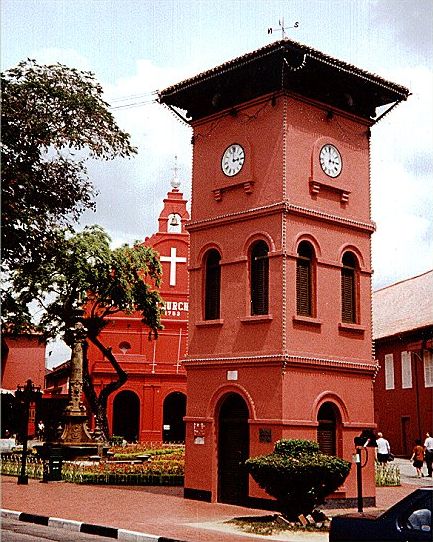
410,439,425,477
37,420,45,440
375,432,391,464
424,432,433,478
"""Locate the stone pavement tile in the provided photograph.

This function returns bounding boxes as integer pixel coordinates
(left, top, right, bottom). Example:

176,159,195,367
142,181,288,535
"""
1,476,272,542
2,474,430,542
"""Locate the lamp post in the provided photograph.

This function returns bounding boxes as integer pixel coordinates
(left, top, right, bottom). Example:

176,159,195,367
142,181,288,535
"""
354,429,377,513
15,379,42,485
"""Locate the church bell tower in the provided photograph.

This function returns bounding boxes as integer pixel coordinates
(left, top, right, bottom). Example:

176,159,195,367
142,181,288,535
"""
159,39,409,507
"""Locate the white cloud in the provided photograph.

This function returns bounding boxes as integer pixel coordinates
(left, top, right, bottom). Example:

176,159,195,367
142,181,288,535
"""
371,65,433,288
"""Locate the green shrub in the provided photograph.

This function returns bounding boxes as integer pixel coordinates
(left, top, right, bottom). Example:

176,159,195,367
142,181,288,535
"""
245,439,351,520
274,439,320,456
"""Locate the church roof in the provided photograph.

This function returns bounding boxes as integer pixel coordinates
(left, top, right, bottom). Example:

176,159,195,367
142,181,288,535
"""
159,39,410,122
373,270,433,340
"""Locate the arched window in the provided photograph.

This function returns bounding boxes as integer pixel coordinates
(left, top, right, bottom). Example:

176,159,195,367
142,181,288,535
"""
250,241,269,316
296,241,315,316
119,341,131,354
341,252,358,323
204,249,221,320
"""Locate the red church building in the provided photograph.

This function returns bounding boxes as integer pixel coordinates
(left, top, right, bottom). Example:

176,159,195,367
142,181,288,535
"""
84,175,189,442
159,39,409,507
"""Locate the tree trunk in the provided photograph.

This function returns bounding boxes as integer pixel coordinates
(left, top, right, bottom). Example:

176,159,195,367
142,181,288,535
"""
82,336,128,442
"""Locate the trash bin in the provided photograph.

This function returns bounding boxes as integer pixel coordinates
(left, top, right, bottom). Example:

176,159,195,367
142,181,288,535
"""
40,446,63,482
48,453,63,481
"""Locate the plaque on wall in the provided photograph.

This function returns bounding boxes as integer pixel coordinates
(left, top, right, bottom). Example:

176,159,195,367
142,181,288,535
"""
259,428,272,443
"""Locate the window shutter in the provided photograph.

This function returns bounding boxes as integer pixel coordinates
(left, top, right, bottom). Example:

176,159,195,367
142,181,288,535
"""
401,351,412,389
296,257,311,316
205,251,221,320
341,267,355,323
251,242,269,315
384,354,395,390
424,351,433,388
318,424,336,455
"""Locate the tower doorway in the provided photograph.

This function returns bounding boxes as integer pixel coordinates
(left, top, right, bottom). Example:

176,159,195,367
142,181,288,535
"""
112,390,140,443
163,392,186,442
217,393,249,505
317,402,340,455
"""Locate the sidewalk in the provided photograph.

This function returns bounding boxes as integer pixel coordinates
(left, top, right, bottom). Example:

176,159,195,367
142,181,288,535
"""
2,460,432,542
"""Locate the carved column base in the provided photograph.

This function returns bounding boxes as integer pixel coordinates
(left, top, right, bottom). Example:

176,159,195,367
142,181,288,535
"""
60,412,94,445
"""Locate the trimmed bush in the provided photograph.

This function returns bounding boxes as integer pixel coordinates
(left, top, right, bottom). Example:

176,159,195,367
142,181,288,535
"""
245,439,351,520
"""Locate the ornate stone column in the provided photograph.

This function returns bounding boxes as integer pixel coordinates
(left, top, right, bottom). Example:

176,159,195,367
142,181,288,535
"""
60,313,93,445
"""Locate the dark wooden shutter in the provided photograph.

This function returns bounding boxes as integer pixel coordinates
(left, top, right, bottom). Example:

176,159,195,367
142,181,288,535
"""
296,257,311,316
251,242,269,315
318,423,336,455
205,250,221,320
317,403,337,456
341,267,355,323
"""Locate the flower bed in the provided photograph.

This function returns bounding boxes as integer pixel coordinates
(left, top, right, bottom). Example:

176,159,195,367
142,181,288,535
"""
375,462,400,486
1,443,185,486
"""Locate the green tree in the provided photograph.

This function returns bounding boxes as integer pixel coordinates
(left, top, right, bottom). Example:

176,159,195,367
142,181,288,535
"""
4,225,163,440
1,59,136,272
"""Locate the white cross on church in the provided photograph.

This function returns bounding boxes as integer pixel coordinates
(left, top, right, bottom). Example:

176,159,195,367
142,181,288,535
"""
160,247,187,286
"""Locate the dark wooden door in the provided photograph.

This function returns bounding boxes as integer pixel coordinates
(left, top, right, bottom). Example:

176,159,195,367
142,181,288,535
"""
163,392,186,442
218,394,249,504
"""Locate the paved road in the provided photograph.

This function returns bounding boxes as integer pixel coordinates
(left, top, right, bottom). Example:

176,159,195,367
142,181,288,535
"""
395,458,433,487
1,518,114,542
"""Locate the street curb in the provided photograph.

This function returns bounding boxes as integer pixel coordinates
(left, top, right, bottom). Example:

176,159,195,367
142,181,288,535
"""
1,509,187,541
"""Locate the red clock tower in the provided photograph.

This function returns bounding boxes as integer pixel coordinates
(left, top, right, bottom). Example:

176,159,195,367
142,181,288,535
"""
160,39,409,507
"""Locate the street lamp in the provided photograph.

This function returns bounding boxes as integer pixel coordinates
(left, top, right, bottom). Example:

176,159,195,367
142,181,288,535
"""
15,379,42,485
353,429,377,512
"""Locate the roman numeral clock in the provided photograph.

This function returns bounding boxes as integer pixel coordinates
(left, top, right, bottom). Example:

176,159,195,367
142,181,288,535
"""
159,39,409,507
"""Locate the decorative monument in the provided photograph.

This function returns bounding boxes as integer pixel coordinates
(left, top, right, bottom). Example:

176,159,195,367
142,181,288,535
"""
60,308,94,447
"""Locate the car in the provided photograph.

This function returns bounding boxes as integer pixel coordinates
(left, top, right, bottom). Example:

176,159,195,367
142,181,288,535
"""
329,487,432,541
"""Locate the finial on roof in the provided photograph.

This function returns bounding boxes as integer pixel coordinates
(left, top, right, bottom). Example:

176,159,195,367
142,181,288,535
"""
170,155,181,190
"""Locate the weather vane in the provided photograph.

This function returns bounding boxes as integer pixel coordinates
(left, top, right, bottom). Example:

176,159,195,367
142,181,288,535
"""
267,18,299,40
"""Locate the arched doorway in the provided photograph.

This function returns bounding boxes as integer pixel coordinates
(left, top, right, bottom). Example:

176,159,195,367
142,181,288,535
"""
162,392,186,442
317,402,340,456
218,393,250,505
112,390,140,442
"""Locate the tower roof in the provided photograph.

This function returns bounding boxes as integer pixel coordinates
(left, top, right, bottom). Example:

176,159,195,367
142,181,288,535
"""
159,39,409,122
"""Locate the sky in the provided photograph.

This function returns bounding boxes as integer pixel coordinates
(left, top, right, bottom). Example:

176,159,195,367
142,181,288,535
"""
2,0,432,364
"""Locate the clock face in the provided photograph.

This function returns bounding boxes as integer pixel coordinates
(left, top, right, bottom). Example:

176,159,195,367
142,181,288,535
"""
221,144,245,177
319,144,342,178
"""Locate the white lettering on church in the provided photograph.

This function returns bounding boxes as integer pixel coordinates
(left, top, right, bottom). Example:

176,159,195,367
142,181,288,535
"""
162,301,189,317
160,247,187,286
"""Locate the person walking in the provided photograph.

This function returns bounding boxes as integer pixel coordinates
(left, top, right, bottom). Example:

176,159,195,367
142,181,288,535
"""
37,420,45,441
376,432,391,464
424,432,433,477
410,439,425,477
